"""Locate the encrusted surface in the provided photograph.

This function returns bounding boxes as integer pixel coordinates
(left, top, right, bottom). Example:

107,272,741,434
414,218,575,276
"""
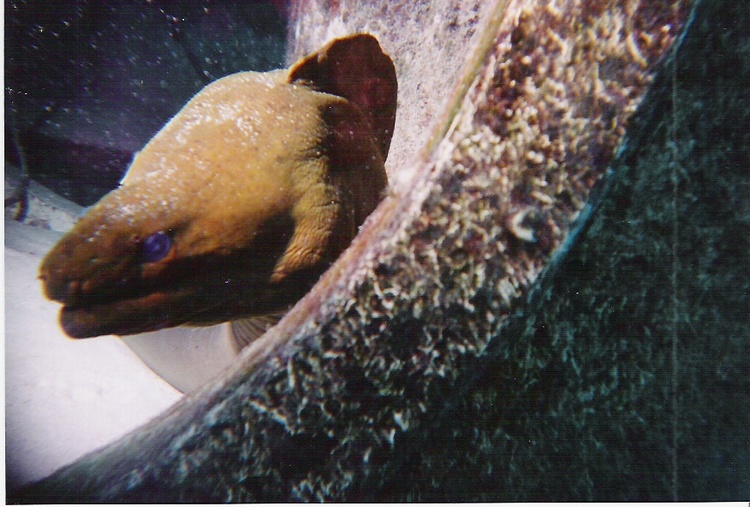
407,1,750,499
245,1,688,498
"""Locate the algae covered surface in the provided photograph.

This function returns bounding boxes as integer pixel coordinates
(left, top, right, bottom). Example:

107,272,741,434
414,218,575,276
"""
400,0,750,498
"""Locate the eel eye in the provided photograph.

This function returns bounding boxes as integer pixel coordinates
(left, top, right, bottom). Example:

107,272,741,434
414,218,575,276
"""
141,231,172,263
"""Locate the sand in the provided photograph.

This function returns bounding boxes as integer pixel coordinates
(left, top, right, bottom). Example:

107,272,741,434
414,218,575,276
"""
4,220,183,488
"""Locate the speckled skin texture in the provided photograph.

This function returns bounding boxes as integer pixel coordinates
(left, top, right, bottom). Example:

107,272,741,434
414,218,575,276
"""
15,0,750,502
38,34,394,339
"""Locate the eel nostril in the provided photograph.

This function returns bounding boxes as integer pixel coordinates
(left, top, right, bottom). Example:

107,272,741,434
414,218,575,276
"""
81,279,97,293
67,280,81,297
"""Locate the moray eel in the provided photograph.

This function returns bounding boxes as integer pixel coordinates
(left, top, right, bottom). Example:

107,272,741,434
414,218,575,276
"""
39,33,397,344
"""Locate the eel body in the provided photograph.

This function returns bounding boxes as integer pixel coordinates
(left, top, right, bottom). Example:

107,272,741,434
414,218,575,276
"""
39,33,397,343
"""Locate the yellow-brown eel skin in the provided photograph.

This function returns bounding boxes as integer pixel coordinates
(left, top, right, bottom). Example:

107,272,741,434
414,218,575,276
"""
39,33,397,339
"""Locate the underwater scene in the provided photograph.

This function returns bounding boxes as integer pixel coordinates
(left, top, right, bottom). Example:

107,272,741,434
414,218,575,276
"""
5,0,749,501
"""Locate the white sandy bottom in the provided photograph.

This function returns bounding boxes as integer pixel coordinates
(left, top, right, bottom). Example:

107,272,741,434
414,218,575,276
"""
5,245,183,488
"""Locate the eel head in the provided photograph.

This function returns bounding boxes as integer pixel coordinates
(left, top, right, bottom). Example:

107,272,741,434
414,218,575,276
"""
39,33,396,338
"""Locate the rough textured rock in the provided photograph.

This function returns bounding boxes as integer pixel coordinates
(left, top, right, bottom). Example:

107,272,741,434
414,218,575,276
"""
392,0,749,499
10,0,749,502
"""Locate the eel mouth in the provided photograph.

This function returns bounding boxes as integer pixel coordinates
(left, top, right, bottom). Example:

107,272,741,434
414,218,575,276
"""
43,257,210,338
48,255,297,339
58,287,194,338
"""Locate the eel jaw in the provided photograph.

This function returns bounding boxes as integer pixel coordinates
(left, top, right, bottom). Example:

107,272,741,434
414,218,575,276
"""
58,290,187,338
41,263,198,338
51,265,314,339
40,230,302,339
